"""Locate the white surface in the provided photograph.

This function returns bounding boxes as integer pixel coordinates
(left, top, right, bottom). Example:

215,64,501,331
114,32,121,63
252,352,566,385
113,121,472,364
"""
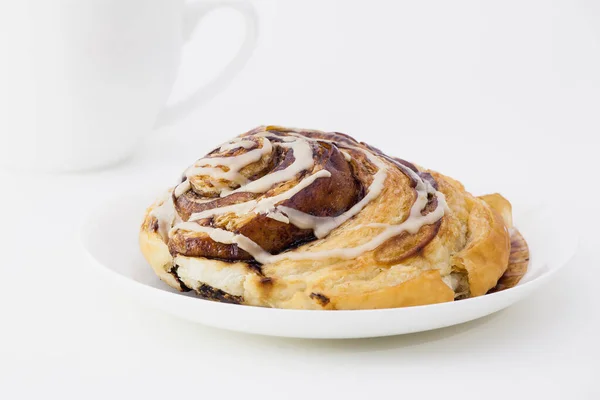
81,191,576,339
1,0,599,398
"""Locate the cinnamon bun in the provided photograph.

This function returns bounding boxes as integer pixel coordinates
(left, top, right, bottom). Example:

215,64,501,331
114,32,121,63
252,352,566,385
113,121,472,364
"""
140,126,529,309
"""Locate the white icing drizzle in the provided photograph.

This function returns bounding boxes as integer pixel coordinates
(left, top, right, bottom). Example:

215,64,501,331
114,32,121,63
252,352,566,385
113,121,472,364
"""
265,211,290,224
152,127,448,265
149,189,178,241
269,191,447,263
219,139,256,152
174,179,191,198
187,169,332,222
223,138,315,196
168,190,447,264
186,138,272,185
187,166,249,186
277,147,388,238
195,138,272,169
170,223,269,259
174,137,272,198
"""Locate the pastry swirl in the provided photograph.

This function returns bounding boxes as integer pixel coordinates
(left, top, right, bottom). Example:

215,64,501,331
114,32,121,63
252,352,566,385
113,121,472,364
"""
140,126,529,309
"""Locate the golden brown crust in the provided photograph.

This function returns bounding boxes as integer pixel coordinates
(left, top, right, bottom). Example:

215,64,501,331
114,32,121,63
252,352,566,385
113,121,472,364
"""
139,207,180,291
479,193,513,229
489,228,529,293
450,197,511,297
325,270,455,310
139,127,527,310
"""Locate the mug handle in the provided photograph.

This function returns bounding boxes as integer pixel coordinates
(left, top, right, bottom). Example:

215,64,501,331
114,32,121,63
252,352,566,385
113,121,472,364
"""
154,0,259,128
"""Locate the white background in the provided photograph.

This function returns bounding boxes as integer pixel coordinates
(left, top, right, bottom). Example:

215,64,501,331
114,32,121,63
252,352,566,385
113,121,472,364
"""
1,0,599,398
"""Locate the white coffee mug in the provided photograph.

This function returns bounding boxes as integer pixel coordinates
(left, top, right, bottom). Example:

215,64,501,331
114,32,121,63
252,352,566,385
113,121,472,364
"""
0,0,258,171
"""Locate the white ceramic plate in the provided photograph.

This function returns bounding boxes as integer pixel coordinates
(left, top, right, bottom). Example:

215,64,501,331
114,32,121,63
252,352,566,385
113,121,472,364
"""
81,190,577,339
